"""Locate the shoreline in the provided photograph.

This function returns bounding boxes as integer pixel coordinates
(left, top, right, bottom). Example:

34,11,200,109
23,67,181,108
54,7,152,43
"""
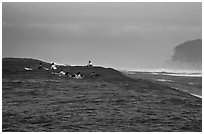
171,87,202,99
189,93,202,99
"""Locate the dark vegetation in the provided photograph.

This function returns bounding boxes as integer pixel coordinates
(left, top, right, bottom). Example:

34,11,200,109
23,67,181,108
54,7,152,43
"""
2,58,202,131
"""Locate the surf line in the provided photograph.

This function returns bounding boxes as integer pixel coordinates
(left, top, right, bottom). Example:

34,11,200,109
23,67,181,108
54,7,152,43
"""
188,93,202,99
171,87,202,99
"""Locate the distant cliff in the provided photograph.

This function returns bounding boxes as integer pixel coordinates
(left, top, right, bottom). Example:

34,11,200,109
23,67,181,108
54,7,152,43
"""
166,39,202,70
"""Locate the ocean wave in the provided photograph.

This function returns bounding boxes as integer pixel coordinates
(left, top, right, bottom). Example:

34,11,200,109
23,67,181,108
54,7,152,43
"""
155,79,174,82
189,82,200,85
189,93,202,99
127,68,202,77
156,73,202,77
171,87,202,99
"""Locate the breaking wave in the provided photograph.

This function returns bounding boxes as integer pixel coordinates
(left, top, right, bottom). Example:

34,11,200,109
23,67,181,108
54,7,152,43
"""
155,79,174,82
127,68,202,77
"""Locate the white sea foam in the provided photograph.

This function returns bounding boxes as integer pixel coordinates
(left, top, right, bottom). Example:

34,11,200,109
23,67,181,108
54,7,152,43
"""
189,93,202,99
160,73,202,77
127,68,202,77
155,79,174,82
189,82,200,85
171,87,202,99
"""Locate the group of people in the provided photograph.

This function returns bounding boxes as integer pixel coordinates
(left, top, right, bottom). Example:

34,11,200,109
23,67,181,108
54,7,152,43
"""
52,70,84,79
37,60,93,71
31,60,98,79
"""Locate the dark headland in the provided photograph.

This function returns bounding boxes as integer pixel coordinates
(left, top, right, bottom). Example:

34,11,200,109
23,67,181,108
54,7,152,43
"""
2,58,202,132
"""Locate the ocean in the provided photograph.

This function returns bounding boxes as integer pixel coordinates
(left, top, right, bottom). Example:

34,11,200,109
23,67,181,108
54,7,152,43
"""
123,69,202,98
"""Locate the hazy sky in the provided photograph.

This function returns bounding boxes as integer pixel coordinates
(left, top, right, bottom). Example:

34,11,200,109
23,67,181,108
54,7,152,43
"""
2,2,202,70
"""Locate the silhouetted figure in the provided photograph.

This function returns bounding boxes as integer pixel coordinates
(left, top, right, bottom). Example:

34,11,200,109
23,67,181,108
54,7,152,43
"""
59,70,66,75
38,62,43,69
87,60,93,66
76,72,81,77
91,72,95,77
91,72,99,77
51,63,57,70
65,72,71,77
77,72,83,79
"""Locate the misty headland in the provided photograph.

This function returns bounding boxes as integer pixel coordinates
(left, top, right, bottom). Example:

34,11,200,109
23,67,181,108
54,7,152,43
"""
165,39,202,70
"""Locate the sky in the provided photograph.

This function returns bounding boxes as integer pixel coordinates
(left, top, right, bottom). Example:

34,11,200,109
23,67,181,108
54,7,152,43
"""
2,2,202,70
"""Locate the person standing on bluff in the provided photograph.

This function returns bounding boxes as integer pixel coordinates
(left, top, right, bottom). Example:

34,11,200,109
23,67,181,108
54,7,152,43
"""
51,63,57,70
38,62,43,69
87,60,93,67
